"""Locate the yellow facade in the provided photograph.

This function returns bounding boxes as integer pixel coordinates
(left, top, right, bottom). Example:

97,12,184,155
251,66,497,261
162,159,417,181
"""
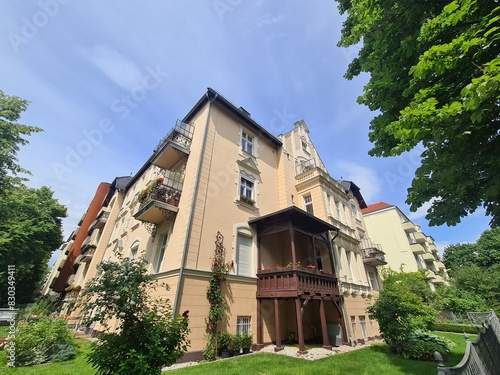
62,88,384,358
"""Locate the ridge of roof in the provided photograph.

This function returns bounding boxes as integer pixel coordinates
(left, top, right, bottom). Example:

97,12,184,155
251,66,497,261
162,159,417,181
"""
361,202,394,215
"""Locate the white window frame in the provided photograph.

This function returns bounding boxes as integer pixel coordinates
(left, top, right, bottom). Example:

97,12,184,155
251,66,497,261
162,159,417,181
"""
241,131,254,155
237,316,251,334
304,194,314,215
154,234,168,273
351,316,357,340
359,316,368,341
240,177,254,201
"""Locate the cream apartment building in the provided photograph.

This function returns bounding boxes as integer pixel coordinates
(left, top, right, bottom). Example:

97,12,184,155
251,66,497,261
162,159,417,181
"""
362,202,449,291
58,88,383,359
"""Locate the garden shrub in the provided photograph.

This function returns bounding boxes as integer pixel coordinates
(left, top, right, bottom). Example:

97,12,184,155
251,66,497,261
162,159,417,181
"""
77,253,190,375
400,330,454,361
431,322,479,334
12,316,75,366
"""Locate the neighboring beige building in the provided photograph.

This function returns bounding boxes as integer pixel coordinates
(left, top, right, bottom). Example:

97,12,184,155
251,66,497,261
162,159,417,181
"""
361,202,449,291
56,88,384,359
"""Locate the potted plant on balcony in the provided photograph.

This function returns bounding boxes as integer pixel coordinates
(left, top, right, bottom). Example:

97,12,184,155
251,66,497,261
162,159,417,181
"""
241,332,253,354
218,332,231,358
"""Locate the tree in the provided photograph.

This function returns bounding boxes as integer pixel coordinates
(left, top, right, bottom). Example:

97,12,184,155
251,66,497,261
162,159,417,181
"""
443,228,500,270
0,90,66,305
335,0,500,227
442,243,478,270
0,184,66,305
367,269,436,352
475,227,500,268
0,90,42,192
77,253,190,375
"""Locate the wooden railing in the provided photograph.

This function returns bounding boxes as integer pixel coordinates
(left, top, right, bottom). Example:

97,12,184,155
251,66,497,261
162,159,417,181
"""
257,268,339,299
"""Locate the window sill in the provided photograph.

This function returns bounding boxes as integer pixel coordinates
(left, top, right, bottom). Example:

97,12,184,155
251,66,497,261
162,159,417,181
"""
236,199,259,212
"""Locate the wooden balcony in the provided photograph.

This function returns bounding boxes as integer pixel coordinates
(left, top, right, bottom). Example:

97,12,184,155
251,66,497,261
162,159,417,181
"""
256,268,339,299
152,120,194,170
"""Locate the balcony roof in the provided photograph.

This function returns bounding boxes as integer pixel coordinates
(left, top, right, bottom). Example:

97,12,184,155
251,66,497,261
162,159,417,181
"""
248,206,339,236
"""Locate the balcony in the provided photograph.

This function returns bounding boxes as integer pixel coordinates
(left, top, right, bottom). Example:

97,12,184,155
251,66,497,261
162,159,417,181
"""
257,268,339,299
413,232,426,243
432,274,445,284
133,177,182,225
81,247,95,263
402,221,417,233
81,229,99,254
360,238,387,266
89,209,110,232
152,120,194,170
422,252,435,262
436,261,446,270
410,242,426,254
428,243,438,253
362,247,387,266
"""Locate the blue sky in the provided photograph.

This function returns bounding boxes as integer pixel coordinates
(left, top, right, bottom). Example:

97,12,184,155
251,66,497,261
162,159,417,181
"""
1,1,491,265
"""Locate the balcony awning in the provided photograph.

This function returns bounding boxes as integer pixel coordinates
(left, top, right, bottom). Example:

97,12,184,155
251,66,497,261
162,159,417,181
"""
248,206,339,237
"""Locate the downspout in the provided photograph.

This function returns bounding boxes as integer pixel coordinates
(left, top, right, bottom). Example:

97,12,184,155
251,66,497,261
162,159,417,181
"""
173,92,217,316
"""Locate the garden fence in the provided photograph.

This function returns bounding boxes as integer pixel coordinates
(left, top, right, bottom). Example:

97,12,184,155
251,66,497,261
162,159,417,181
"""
435,311,499,375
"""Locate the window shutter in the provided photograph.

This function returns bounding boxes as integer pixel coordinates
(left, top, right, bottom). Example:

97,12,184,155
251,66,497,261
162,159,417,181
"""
236,235,253,277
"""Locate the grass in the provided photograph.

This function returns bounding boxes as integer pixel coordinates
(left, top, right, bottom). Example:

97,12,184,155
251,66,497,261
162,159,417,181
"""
0,338,95,375
0,331,476,375
0,325,10,338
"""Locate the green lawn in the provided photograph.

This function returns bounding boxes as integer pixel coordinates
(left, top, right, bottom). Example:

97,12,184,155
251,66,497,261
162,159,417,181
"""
0,339,95,375
0,325,10,338
0,332,475,375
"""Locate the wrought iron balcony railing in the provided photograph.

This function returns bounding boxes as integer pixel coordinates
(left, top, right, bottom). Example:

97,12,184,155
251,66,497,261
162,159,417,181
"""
152,120,194,169
134,174,183,225
360,238,387,266
256,267,340,299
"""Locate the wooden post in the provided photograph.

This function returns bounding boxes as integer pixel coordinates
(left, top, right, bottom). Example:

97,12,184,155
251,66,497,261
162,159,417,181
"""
320,298,331,350
295,298,307,354
274,298,283,352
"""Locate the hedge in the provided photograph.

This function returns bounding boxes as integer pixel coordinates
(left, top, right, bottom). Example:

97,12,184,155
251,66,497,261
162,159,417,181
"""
431,322,480,334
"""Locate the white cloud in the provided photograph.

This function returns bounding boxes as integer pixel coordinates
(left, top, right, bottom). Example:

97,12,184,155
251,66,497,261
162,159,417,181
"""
334,161,381,203
78,44,143,90
408,200,432,220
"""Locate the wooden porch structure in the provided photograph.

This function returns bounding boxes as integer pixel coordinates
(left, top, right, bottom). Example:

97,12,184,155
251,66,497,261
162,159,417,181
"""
249,206,346,353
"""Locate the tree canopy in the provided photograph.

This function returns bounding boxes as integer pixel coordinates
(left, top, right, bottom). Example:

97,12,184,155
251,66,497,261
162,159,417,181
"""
0,90,66,305
0,90,42,192
441,228,500,313
335,0,500,227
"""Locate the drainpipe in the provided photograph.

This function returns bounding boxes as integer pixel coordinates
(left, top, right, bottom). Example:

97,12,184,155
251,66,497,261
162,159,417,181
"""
173,91,217,316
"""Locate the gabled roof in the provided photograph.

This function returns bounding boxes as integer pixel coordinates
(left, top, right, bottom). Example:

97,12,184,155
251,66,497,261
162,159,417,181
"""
361,202,394,215
184,87,282,147
340,180,368,209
